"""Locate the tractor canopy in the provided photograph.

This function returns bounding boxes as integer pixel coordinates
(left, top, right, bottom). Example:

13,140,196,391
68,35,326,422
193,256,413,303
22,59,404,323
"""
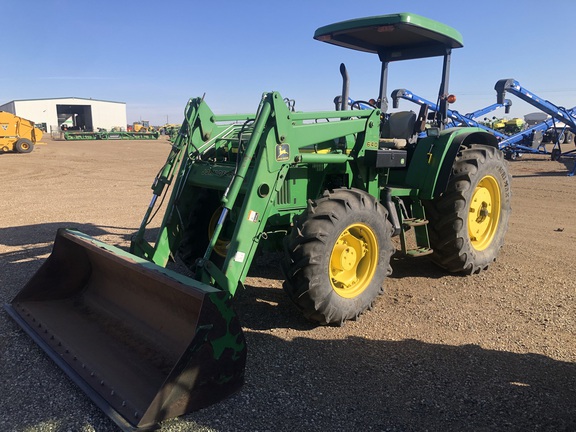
314,12,463,62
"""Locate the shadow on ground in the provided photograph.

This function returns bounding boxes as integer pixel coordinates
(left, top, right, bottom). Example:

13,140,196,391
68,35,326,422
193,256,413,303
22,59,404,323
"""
178,333,576,432
1,223,574,431
507,156,576,177
0,222,159,299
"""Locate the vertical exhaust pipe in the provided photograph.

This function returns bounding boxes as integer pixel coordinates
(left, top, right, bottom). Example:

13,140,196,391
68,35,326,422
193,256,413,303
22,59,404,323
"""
340,63,350,111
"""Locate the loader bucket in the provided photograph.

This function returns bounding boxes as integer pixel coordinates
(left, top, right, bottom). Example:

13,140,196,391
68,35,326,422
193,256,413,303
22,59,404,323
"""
5,228,247,431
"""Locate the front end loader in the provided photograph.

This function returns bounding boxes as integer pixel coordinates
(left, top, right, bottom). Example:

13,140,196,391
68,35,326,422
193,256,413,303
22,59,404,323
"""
6,13,511,430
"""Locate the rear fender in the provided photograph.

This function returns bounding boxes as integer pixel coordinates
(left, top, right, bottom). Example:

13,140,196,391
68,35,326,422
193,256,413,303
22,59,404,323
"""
405,127,499,199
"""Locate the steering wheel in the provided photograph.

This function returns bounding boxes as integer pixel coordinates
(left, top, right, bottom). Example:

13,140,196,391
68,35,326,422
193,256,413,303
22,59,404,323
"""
350,100,378,110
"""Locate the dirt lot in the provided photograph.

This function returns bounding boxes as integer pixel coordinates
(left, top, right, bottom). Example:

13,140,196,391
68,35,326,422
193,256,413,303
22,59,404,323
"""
1,136,575,432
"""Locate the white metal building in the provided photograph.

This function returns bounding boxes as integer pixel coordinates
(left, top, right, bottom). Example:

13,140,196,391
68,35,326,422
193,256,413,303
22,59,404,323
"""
0,97,127,133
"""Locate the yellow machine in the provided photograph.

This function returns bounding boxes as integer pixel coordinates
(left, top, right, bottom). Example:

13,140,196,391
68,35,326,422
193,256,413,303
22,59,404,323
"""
132,120,155,133
0,111,44,153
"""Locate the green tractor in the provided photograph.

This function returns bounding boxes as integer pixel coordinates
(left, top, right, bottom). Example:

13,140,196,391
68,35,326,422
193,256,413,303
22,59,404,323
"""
6,13,511,430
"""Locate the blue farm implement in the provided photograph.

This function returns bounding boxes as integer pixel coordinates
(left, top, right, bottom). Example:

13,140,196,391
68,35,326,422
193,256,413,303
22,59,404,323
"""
390,88,510,137
495,79,576,175
393,83,576,176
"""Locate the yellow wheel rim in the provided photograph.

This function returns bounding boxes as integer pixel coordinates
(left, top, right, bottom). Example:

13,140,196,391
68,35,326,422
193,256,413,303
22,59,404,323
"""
468,175,501,251
208,207,230,258
329,223,378,298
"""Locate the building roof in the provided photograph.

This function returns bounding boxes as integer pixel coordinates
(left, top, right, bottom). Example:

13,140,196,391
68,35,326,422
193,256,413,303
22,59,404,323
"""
5,97,125,105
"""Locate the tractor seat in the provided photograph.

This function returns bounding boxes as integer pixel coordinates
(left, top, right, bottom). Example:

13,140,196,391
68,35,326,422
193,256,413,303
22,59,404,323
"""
380,111,417,149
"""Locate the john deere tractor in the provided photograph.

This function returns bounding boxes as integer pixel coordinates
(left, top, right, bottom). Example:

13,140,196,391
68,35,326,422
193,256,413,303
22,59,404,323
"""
7,13,511,430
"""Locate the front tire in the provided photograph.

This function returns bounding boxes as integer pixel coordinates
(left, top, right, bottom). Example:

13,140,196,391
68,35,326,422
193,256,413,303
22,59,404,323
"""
15,138,34,153
177,187,230,269
282,188,394,325
551,148,562,161
425,144,511,274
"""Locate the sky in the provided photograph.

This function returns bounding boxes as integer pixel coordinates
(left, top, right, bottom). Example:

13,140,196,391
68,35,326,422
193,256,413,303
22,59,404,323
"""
4,0,576,126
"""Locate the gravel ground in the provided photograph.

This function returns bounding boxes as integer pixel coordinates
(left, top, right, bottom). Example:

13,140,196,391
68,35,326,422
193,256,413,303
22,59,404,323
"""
1,137,575,432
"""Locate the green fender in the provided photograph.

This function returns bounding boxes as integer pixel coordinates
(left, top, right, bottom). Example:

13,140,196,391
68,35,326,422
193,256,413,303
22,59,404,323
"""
404,127,499,200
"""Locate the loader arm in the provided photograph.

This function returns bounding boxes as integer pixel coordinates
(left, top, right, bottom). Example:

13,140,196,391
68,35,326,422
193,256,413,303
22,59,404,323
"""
130,97,255,262
131,92,382,296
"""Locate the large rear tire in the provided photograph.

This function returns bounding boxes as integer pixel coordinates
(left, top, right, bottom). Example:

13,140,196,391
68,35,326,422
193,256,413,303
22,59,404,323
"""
424,144,511,274
282,188,394,325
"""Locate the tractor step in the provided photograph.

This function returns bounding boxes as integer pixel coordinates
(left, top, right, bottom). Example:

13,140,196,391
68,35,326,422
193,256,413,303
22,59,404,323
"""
392,198,432,257
406,246,433,257
403,218,429,227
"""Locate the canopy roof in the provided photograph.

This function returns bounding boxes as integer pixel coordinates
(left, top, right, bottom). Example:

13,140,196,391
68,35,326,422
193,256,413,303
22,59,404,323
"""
314,13,463,62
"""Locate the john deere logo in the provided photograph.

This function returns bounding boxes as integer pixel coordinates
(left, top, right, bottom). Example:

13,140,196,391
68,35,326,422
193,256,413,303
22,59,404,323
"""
276,144,289,161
